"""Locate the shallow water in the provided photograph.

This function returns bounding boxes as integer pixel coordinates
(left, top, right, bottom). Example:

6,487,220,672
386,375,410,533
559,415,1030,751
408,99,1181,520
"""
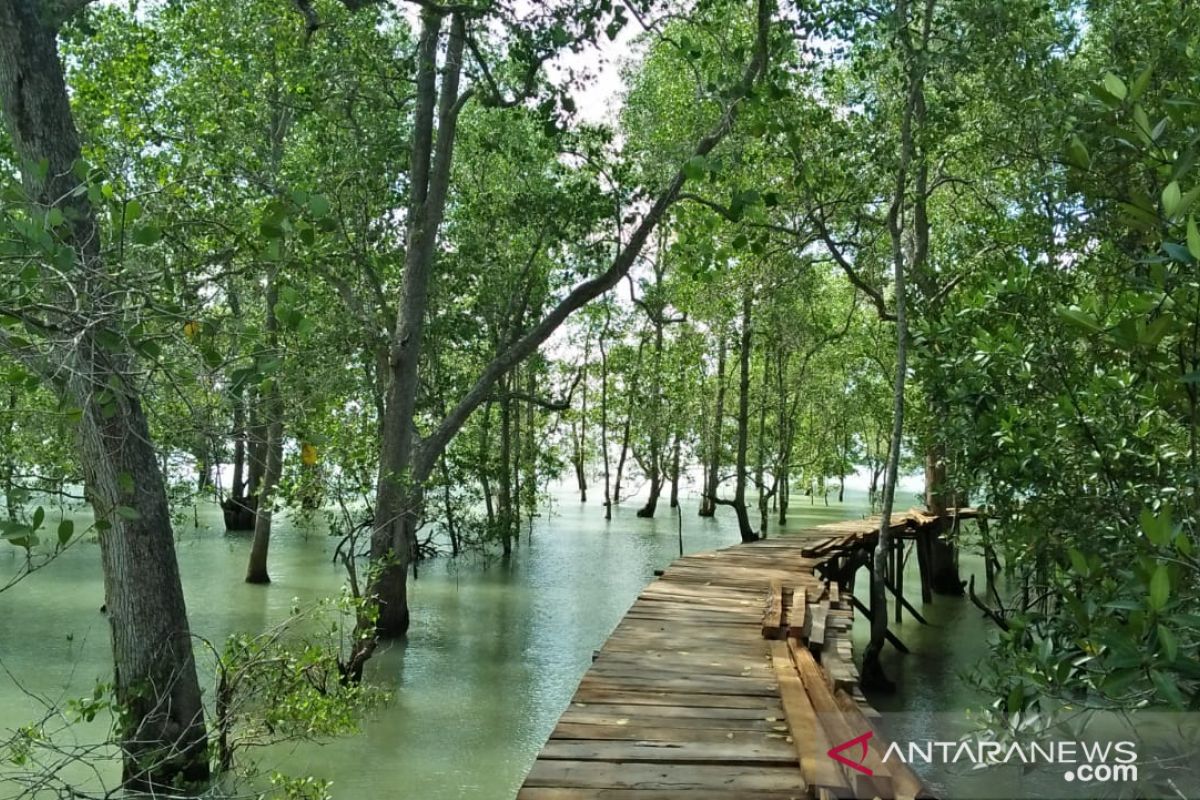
0,485,993,799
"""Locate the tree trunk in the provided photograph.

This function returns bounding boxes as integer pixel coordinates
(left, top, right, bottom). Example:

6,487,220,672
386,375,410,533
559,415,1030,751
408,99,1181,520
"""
3,390,17,521
699,332,727,517
0,3,208,787
669,429,682,509
637,261,667,518
231,393,246,499
246,275,283,584
600,299,613,520
924,446,964,594
756,347,770,536
498,379,514,557
440,456,460,556
358,10,467,643
862,0,932,692
613,335,644,506
245,410,282,583
729,289,757,543
479,400,495,525
576,332,589,502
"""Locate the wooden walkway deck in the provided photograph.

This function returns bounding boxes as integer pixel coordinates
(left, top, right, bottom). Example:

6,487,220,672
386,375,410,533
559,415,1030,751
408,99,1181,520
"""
518,517,941,800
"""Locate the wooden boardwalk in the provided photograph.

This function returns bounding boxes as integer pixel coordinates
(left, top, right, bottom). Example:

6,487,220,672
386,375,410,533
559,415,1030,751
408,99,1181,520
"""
518,517,939,800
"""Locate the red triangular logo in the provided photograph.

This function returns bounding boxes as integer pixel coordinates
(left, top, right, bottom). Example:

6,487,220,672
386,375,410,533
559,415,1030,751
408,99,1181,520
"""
827,730,874,776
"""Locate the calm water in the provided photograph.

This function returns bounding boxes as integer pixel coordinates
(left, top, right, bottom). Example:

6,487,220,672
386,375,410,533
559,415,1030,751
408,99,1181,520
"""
0,484,992,799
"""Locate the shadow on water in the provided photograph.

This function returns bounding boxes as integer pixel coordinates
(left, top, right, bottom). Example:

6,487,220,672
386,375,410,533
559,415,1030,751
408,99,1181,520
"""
851,527,1001,798
0,485,996,799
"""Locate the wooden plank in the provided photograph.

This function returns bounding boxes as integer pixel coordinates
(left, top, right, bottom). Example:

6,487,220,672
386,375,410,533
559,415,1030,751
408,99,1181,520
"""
762,580,784,639
523,761,808,793
554,719,786,738
572,689,778,709
539,738,797,766
563,702,789,724
767,640,851,797
519,789,809,800
833,688,927,799
787,587,808,642
792,645,892,799
809,602,829,652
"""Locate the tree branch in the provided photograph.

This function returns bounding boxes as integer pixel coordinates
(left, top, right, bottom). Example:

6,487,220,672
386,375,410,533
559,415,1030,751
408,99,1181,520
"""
414,0,774,481
810,213,896,322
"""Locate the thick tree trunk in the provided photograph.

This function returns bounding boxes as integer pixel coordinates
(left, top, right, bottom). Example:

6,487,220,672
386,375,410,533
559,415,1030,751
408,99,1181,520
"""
360,10,466,642
925,446,964,594
699,333,727,517
0,3,208,787
245,411,282,583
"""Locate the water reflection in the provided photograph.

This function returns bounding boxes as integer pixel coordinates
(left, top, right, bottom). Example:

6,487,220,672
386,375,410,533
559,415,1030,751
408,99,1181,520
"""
0,487,990,799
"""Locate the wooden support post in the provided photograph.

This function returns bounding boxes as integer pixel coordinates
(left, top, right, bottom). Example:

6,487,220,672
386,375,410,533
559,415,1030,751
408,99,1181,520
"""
883,572,929,625
850,594,910,654
916,526,933,604
893,536,903,624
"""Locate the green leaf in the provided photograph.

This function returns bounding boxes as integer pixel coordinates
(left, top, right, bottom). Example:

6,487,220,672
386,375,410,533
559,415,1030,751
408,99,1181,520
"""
1140,506,1172,547
1006,685,1024,712
1158,625,1178,662
1056,305,1102,333
1102,72,1128,100
1150,669,1185,708
682,155,708,181
1066,136,1090,169
115,506,141,521
123,199,142,225
1129,64,1153,100
131,225,161,246
57,519,74,546
1067,548,1088,575
31,506,44,530
308,194,331,218
1162,181,1181,218
1148,564,1170,611
1188,216,1200,261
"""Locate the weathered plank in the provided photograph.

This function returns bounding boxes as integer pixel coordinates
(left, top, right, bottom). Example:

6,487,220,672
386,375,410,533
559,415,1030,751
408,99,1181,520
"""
762,580,784,639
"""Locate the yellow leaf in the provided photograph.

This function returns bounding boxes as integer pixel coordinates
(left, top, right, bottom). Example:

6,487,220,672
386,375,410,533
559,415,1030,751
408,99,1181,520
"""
183,320,200,339
301,443,318,466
